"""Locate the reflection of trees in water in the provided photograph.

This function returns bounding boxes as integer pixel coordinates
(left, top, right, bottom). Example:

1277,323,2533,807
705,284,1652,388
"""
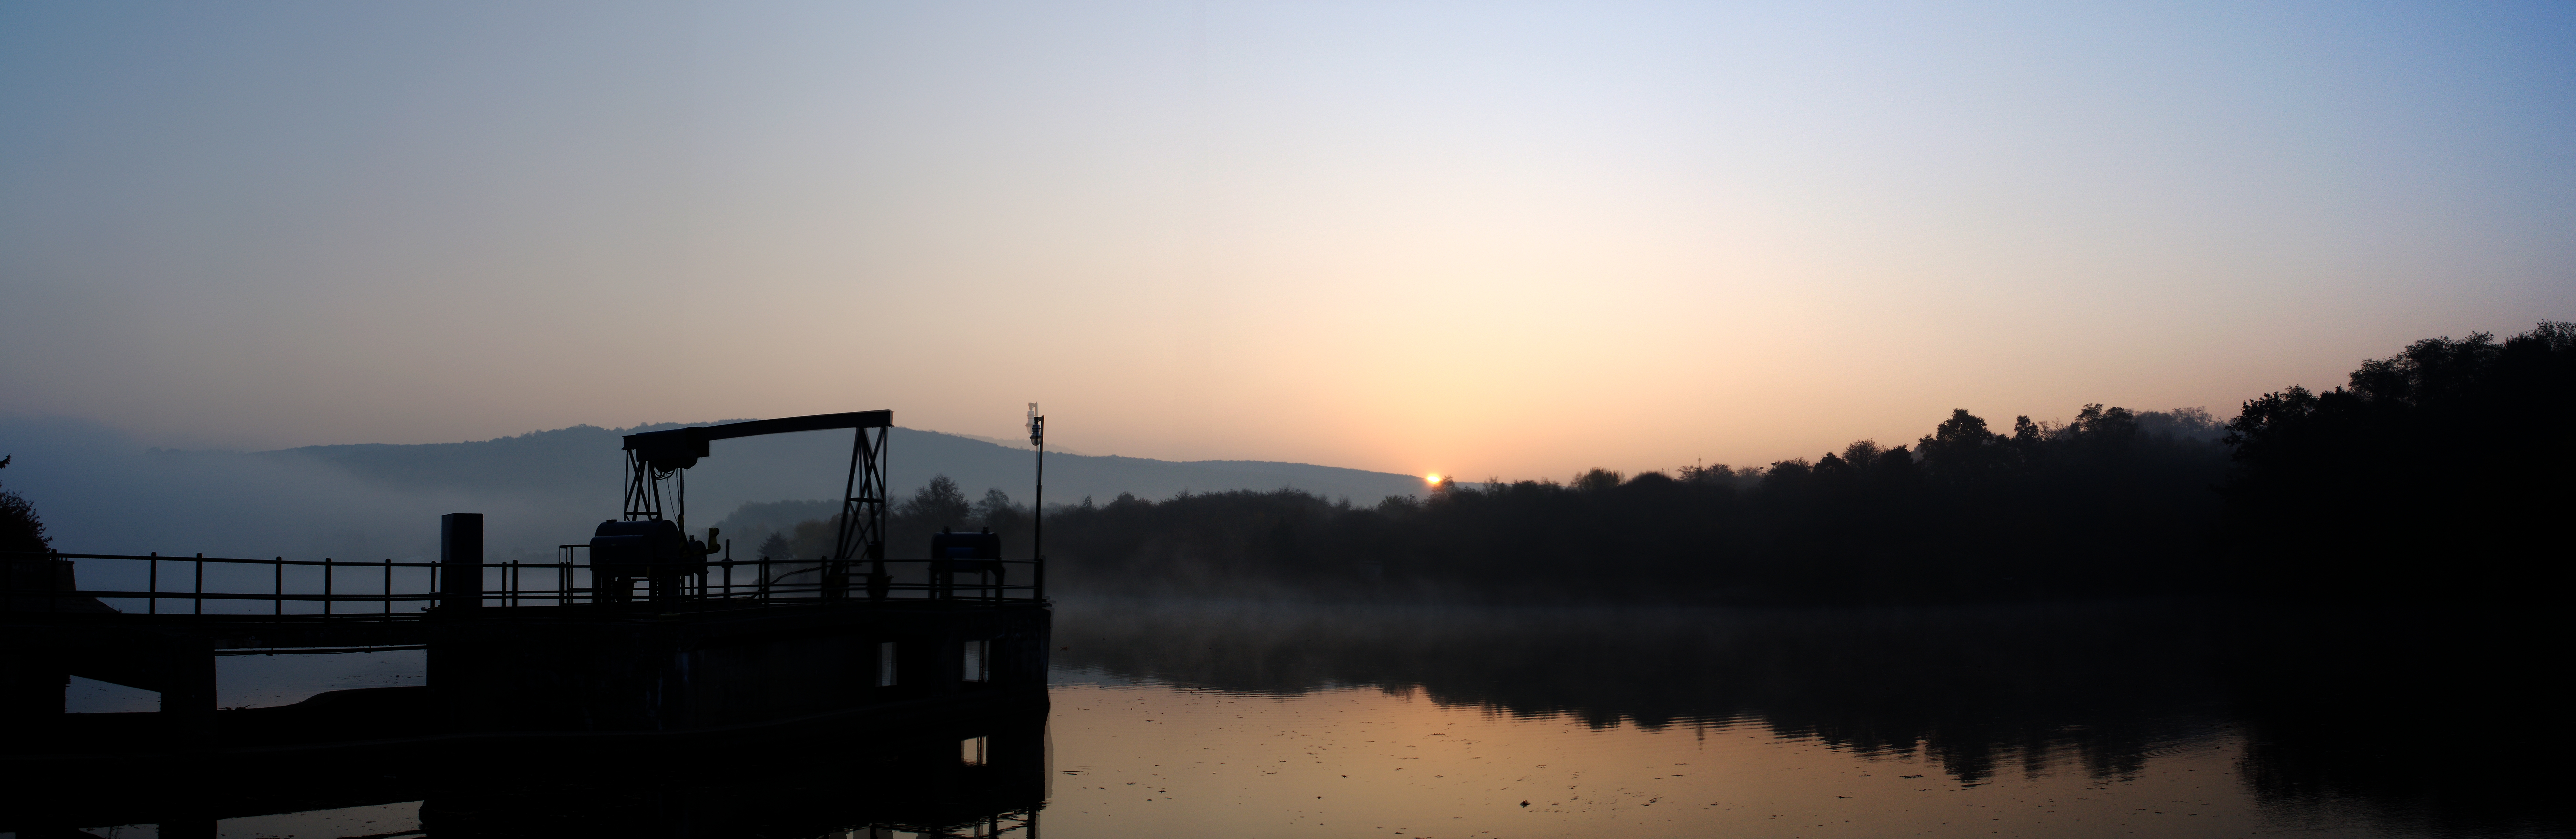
1056,599,2568,833
1054,599,2229,786
2226,608,2568,838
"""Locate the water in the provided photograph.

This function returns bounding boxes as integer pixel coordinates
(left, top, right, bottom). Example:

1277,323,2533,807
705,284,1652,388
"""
22,599,2567,838
1040,677,2252,838
1029,599,2563,839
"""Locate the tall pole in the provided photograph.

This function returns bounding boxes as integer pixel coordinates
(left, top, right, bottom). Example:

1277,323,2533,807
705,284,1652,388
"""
1029,403,1045,600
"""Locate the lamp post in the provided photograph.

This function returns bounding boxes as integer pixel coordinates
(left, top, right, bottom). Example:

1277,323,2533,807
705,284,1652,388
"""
1027,403,1046,600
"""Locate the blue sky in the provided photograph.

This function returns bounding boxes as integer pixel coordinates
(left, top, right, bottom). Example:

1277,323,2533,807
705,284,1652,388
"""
4,1,2570,479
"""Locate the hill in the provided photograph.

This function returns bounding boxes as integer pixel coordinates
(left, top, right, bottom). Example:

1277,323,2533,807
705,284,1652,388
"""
0,416,1425,560
283,423,1425,516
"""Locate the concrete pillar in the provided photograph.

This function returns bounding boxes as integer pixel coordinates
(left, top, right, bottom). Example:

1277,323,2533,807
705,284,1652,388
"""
0,649,67,715
160,635,216,745
441,513,483,612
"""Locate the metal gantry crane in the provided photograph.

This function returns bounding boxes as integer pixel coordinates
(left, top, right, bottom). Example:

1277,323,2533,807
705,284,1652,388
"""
599,410,893,602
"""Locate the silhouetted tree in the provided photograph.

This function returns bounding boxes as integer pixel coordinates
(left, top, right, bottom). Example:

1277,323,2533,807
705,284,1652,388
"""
973,488,1017,523
1918,409,2006,487
1010,396,2230,603
912,476,973,521
0,455,50,554
785,516,841,566
2222,321,2576,598
751,326,2568,604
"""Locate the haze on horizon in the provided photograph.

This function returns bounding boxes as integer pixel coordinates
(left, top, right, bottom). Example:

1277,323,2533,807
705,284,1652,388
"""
3,1,2571,481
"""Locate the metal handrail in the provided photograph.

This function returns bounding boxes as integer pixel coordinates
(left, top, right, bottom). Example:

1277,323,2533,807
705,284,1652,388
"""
3,550,1046,617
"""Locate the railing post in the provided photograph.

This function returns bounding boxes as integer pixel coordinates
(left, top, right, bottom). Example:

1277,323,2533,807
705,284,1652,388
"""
148,552,158,614
324,556,334,616
193,554,203,615
440,513,484,612
383,557,392,615
273,557,282,616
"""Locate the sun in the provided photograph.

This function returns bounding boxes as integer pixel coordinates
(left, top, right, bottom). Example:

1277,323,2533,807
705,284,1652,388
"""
1424,473,1443,485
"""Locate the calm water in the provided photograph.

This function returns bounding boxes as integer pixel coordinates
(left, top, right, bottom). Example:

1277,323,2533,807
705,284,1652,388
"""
1042,675,2251,838
32,599,2568,838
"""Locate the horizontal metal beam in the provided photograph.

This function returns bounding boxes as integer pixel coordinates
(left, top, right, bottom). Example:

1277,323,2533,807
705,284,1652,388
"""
214,644,427,656
699,410,893,440
623,410,892,452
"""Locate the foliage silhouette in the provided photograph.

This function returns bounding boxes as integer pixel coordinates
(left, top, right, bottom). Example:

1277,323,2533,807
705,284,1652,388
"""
0,455,51,554
2221,321,2575,598
1019,402,2230,602
759,324,2567,603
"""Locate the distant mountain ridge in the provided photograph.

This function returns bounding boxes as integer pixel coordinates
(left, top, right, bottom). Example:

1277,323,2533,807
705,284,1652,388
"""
273,421,1426,521
0,415,1427,560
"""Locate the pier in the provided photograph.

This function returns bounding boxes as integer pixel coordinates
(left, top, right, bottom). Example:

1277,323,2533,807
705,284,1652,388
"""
1,410,1054,837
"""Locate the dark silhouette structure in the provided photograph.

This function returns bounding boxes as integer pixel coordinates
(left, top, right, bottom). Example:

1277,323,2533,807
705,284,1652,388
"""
618,410,896,601
2,700,1049,838
1,410,1054,825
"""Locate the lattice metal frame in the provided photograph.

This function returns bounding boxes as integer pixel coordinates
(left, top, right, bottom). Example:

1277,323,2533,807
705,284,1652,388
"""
829,426,890,599
622,449,667,522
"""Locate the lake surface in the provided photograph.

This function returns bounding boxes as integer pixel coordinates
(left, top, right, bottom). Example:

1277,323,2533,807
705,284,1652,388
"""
36,599,2567,838
1042,675,2251,838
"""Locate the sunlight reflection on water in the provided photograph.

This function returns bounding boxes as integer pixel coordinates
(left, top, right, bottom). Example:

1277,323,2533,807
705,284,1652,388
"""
29,603,2553,839
1039,668,2302,839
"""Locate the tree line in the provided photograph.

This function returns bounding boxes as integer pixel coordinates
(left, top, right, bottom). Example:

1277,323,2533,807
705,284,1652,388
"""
1024,402,2232,602
847,322,2568,603
10,322,2563,602
834,403,2221,601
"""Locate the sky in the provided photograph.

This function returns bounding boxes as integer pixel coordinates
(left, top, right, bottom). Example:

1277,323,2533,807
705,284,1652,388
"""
4,1,2571,482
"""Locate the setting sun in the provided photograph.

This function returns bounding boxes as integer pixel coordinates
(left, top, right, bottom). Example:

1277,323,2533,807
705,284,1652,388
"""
1425,473,1442,485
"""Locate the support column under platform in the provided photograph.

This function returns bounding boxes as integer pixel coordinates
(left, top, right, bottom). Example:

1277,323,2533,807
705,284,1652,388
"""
427,600,1052,739
1,622,218,748
3,691,1052,838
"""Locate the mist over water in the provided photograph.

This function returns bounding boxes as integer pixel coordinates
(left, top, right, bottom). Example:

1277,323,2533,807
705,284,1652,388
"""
6,326,2566,837
0,416,495,561
1039,597,2563,838
92,597,2555,837
0,415,1423,566
3,2,2569,836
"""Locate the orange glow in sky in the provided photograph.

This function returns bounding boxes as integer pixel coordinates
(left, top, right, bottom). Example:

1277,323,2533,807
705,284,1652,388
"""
1,4,2568,479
